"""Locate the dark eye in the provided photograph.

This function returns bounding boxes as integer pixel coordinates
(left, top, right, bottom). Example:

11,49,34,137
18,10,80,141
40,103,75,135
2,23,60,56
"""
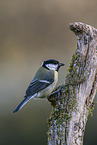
54,62,58,65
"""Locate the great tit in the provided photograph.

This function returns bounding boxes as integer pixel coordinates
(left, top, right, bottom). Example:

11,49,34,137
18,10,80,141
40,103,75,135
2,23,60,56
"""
13,59,64,113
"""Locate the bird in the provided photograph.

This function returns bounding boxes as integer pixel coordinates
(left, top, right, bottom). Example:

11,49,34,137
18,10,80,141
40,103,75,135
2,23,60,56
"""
13,59,64,113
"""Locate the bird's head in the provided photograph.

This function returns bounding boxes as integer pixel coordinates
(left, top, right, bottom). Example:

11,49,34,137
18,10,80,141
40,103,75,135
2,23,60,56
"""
42,59,64,71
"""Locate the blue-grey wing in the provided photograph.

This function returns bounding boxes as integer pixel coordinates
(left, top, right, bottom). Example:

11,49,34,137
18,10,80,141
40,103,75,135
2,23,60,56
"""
25,79,53,97
24,67,54,97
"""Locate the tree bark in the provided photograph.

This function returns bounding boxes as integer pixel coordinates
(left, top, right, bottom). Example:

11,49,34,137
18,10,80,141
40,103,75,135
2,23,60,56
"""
47,22,97,145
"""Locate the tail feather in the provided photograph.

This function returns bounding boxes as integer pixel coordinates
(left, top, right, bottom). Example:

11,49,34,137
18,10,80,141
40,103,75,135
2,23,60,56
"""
13,96,34,113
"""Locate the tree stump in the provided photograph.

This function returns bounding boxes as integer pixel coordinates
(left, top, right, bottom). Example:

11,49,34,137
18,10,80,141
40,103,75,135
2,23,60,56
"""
47,22,97,145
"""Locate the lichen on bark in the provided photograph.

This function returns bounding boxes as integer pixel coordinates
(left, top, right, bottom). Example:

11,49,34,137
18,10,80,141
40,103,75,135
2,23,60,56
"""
47,22,97,145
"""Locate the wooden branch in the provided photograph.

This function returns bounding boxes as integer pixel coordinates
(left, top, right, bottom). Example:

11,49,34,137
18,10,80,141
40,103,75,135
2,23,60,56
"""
47,22,97,145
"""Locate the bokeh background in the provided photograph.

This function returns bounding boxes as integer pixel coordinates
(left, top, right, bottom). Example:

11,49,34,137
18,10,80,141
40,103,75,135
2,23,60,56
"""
0,0,97,144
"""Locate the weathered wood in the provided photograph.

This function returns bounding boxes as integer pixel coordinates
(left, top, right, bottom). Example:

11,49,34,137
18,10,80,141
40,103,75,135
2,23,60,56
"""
47,22,97,145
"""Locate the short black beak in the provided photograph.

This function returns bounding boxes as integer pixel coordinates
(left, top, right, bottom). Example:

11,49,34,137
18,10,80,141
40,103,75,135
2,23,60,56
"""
59,63,65,67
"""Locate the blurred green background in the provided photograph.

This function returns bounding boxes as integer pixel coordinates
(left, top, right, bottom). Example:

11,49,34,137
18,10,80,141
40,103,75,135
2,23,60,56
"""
0,0,97,144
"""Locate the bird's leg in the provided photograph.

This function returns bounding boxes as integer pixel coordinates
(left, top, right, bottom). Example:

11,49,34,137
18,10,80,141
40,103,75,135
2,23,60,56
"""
50,85,63,98
47,85,63,107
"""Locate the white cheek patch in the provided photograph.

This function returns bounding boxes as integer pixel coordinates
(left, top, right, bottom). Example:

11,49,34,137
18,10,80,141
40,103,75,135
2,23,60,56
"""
46,64,58,70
